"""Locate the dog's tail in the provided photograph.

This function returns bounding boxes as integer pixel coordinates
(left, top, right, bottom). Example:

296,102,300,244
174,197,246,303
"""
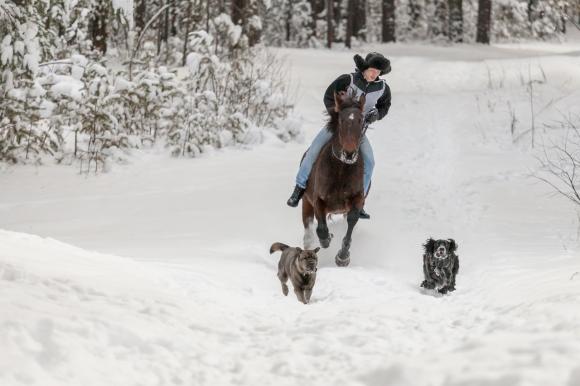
269,242,290,254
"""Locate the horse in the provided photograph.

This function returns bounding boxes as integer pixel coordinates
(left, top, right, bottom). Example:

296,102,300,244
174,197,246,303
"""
302,92,366,267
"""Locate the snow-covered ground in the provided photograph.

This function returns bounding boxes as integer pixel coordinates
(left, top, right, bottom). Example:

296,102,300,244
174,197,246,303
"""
2,41,580,386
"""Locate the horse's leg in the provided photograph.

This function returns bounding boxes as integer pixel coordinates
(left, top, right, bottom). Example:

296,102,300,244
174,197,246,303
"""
302,199,316,249
314,199,332,248
336,195,364,267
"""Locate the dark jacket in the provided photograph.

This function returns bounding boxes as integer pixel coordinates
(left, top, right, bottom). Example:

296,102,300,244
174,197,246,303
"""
323,71,392,120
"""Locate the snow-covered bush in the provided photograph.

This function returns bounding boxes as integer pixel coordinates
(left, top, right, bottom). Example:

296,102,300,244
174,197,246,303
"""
0,6,62,163
164,14,297,157
1,1,298,171
263,0,313,47
75,59,129,173
536,114,580,208
493,0,568,41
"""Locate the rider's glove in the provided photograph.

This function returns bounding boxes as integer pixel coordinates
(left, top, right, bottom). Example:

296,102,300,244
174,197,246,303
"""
365,108,379,125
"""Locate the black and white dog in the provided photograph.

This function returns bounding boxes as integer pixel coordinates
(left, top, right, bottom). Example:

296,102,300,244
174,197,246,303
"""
420,238,459,294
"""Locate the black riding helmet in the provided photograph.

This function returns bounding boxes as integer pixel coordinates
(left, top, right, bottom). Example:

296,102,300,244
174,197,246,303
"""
353,52,391,75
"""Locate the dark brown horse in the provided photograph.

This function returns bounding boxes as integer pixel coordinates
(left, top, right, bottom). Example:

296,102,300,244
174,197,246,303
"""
302,92,366,267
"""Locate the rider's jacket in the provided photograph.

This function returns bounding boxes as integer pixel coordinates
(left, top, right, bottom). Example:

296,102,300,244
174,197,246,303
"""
323,70,391,119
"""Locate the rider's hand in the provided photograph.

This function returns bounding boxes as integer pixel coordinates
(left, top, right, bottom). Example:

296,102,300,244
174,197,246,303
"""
365,108,379,125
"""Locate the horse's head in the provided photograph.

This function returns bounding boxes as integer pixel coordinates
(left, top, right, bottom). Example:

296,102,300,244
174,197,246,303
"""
332,92,366,164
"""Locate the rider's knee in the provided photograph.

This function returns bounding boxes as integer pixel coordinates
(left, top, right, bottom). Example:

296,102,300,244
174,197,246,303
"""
363,152,375,171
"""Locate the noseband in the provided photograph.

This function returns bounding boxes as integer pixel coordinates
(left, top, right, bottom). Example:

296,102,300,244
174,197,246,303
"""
331,144,359,164
331,116,368,165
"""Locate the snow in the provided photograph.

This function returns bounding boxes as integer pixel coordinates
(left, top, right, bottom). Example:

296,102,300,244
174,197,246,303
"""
70,54,88,80
1,34,13,65
186,52,202,74
22,21,40,74
1,42,580,385
43,74,84,100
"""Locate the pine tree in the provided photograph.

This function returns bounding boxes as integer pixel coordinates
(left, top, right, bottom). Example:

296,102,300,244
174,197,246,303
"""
476,0,492,43
345,0,355,47
448,0,463,42
382,0,396,42
326,0,334,47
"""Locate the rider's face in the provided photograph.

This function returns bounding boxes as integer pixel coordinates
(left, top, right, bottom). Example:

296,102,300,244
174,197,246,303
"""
363,68,380,82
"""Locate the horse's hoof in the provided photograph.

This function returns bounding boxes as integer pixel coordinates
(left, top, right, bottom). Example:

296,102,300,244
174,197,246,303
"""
335,250,350,267
320,237,331,248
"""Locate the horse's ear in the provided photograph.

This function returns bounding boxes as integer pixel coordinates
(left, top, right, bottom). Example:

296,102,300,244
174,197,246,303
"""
359,94,366,111
334,92,342,112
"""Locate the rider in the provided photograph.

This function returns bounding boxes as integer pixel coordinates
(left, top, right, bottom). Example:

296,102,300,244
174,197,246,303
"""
286,52,392,219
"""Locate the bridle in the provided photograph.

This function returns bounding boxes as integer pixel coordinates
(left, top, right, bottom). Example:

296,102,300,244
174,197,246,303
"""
331,108,369,165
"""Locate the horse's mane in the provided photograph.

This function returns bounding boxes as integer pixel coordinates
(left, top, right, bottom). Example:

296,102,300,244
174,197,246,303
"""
325,94,362,134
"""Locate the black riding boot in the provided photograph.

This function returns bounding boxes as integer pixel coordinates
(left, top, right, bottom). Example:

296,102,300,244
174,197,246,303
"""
287,185,305,207
359,208,370,219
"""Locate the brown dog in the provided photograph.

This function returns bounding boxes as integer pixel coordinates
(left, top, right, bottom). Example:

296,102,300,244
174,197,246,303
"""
270,242,320,304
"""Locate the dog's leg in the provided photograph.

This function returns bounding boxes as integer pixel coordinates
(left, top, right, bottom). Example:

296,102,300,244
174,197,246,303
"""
277,271,289,296
336,205,361,267
294,288,307,304
302,200,316,249
303,290,312,304
314,199,332,248
303,287,313,304
448,255,459,292
421,254,436,289
421,280,436,289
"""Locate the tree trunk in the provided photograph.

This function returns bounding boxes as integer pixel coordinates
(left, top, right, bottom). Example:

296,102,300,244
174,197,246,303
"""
326,0,333,48
309,0,325,40
135,0,146,31
46,0,53,31
476,0,491,44
90,0,109,54
382,0,396,42
232,0,247,26
333,0,342,40
353,0,366,41
527,0,537,22
182,0,193,66
561,4,567,34
345,0,355,48
163,5,170,42
448,0,463,42
205,0,210,33
285,0,292,41
232,0,261,46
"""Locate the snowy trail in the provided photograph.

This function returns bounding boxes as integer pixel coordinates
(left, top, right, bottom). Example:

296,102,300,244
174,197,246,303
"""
1,44,580,385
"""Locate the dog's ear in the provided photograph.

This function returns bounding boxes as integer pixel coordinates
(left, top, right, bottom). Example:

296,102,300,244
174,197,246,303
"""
448,239,457,253
313,247,320,254
424,238,435,254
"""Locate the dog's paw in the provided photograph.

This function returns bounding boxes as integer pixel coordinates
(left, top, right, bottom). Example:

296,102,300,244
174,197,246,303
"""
421,280,436,290
438,287,449,294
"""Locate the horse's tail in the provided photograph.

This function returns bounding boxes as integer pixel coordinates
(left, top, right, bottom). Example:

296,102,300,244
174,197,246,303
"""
270,242,290,254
